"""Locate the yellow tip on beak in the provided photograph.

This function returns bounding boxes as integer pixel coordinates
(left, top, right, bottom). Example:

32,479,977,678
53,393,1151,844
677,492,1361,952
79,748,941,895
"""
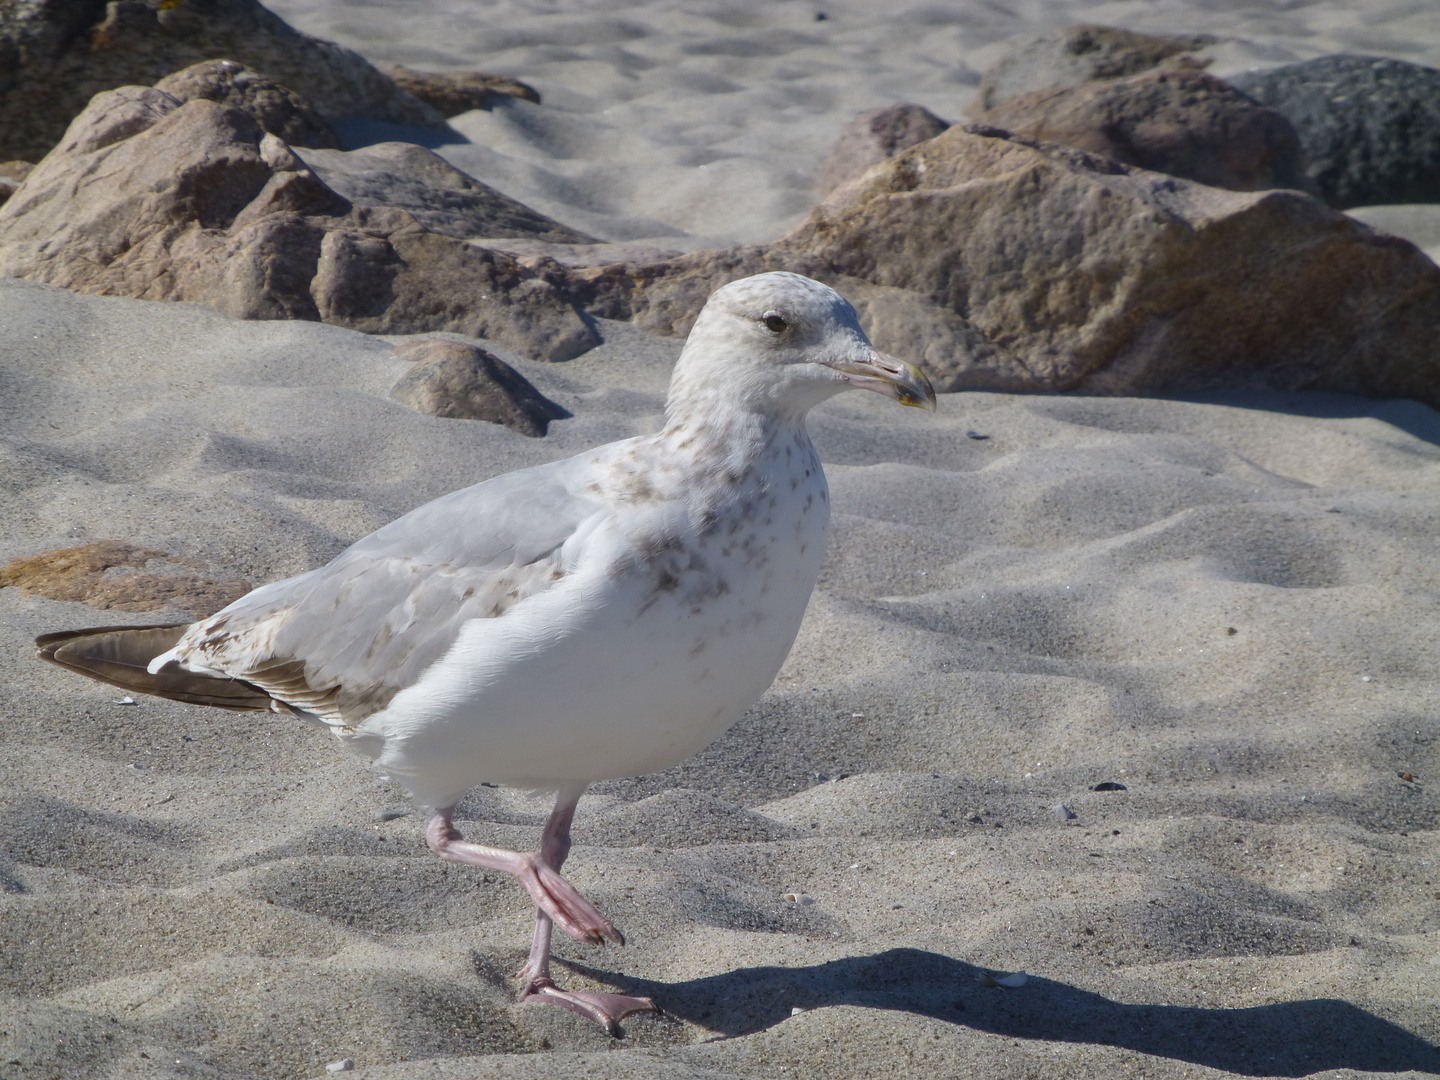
832,350,938,411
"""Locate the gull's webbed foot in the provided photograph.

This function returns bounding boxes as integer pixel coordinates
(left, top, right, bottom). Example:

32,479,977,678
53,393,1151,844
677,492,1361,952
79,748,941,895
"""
519,976,657,1036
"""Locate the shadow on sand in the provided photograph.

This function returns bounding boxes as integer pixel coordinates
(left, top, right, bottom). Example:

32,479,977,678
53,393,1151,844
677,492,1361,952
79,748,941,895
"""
1177,389,1440,449
563,947,1439,1076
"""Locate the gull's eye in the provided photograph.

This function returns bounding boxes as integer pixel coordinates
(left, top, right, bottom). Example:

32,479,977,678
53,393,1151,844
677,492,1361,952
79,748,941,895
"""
762,312,788,334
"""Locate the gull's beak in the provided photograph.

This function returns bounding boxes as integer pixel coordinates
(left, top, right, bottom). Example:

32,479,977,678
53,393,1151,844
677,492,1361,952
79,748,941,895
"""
830,349,938,411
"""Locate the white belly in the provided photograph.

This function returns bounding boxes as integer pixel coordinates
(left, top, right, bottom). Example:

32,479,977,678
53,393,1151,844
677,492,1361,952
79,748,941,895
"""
354,465,831,807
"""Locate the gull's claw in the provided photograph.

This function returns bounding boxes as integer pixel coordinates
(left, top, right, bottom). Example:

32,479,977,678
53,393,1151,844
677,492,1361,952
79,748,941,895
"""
517,857,624,945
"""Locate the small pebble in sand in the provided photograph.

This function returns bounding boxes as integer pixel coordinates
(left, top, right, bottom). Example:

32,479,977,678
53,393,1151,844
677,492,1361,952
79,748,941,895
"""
1092,781,1127,791
112,696,137,705
1398,772,1416,783
1052,803,1077,820
326,1060,354,1074
783,892,815,905
791,1006,806,1015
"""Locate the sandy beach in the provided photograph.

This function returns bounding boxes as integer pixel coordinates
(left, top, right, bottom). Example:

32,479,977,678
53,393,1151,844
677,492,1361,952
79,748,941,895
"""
2,2,1439,1078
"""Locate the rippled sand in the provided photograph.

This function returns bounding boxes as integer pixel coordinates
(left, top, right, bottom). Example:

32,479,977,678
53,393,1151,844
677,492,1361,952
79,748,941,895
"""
3,2,1439,1077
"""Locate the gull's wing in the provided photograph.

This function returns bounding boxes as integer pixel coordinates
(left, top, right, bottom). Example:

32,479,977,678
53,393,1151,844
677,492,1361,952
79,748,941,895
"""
163,454,612,726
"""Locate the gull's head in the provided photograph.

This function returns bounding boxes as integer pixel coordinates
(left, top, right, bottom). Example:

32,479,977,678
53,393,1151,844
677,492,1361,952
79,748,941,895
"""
667,271,936,422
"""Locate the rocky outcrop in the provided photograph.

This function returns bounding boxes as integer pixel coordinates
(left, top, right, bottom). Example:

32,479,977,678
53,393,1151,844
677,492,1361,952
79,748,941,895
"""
0,0,444,163
815,104,949,197
381,64,542,116
390,339,570,436
292,141,595,243
977,69,1311,194
153,59,340,149
6,35,1434,405
570,125,1440,404
0,85,598,361
974,24,1217,112
1231,55,1440,209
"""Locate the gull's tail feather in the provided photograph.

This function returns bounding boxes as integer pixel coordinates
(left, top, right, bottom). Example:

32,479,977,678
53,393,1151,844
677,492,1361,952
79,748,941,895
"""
36,625,274,712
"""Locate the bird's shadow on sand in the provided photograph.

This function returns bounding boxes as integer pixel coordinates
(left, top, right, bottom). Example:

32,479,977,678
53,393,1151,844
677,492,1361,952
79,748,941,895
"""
560,947,1438,1075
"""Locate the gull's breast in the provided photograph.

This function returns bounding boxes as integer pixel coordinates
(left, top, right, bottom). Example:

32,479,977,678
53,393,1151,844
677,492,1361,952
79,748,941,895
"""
357,444,832,803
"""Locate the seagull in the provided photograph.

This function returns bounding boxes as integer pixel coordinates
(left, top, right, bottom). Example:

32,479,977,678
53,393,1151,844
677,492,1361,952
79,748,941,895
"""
35,271,936,1033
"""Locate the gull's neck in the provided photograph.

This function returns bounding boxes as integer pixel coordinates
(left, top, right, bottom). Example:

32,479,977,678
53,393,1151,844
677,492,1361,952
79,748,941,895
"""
658,393,811,479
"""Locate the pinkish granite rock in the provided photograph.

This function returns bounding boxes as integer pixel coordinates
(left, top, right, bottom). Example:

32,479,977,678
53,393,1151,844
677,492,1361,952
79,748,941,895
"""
815,103,950,197
977,69,1311,194
0,85,598,361
569,124,1440,404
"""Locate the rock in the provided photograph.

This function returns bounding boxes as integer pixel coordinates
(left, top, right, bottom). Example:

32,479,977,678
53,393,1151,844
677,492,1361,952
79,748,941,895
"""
977,69,1311,194
0,88,289,291
975,24,1218,112
482,238,686,268
1230,55,1440,209
815,104,950,197
381,64,541,116
1052,804,1078,820
292,142,595,243
309,212,599,361
830,275,1025,390
389,339,570,436
1346,205,1440,265
0,160,32,206
778,125,1440,400
0,85,599,362
0,0,444,163
153,59,339,149
572,124,1440,404
0,541,251,617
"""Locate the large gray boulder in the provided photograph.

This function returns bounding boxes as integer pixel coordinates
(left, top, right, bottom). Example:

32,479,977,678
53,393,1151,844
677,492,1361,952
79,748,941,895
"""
0,84,598,361
1231,55,1440,209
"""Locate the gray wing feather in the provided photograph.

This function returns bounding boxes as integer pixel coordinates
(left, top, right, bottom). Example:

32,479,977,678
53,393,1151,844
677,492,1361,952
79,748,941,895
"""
172,456,607,724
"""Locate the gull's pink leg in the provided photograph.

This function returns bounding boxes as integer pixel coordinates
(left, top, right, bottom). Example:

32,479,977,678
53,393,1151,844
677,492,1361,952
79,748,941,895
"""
425,786,656,1034
517,908,657,1034
425,791,619,944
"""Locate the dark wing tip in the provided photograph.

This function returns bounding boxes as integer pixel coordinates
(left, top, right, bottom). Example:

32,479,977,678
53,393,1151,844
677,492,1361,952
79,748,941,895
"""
36,623,275,712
